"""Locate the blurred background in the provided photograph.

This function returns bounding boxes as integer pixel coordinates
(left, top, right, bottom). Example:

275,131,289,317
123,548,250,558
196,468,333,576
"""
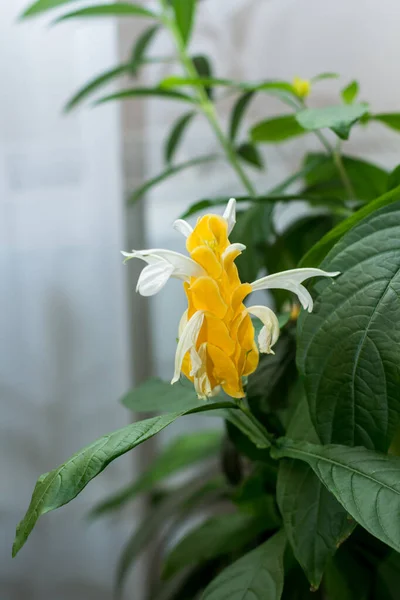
2,0,400,598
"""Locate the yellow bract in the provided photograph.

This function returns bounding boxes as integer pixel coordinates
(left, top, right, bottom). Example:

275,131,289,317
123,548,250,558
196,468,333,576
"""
292,76,311,99
181,214,258,398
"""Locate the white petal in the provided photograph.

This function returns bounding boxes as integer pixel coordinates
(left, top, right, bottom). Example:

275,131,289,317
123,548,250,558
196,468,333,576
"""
178,310,188,337
136,262,175,296
127,249,205,280
221,243,246,261
247,305,280,354
190,346,203,376
173,219,193,238
223,198,236,234
171,311,204,384
250,268,340,313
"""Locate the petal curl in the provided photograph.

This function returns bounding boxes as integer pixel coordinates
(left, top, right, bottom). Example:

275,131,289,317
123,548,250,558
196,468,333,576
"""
136,262,175,296
172,310,204,384
247,305,280,354
173,219,193,238
223,198,236,234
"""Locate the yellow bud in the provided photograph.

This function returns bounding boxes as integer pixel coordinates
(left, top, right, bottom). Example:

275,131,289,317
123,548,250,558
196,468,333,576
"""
292,76,311,99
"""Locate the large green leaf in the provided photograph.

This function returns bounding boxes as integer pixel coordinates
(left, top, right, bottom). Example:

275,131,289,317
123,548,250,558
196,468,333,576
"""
163,512,273,579
300,184,400,267
12,401,234,557
128,154,218,204
272,439,400,554
297,201,400,451
201,530,286,600
53,2,157,23
277,400,354,589
251,115,307,143
121,377,199,413
90,430,222,517
172,0,196,47
95,86,197,106
130,24,160,75
164,111,196,164
116,476,227,593
229,91,255,142
295,103,369,140
21,0,82,18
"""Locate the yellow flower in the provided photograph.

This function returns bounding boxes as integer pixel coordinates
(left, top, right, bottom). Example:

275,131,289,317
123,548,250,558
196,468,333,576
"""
292,76,311,99
122,199,338,400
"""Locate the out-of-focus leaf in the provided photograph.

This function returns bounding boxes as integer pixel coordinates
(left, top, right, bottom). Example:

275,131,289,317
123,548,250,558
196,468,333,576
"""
219,407,271,449
236,142,264,169
192,54,213,98
21,0,83,18
377,551,400,598
128,154,219,204
95,86,197,106
164,111,196,164
387,165,400,192
295,103,369,140
369,113,400,132
65,64,130,111
300,184,400,267
121,377,200,413
116,476,227,593
251,115,307,143
341,80,359,104
89,430,222,517
324,546,372,600
130,24,160,75
229,91,255,142
172,0,196,48
202,530,286,600
163,512,273,579
53,2,157,23
310,72,339,82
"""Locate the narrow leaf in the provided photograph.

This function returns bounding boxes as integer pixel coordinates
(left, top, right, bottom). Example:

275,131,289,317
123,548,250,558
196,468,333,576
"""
130,24,160,75
90,430,222,517
251,115,307,143
236,142,264,169
65,64,130,112
163,512,272,579
370,113,400,132
95,86,197,106
202,530,286,600
128,154,219,204
300,184,400,267
229,91,255,142
295,103,369,140
341,80,359,104
53,3,157,23
273,439,400,554
12,401,235,557
311,72,340,82
172,0,196,48
298,201,400,451
21,0,82,18
164,111,195,164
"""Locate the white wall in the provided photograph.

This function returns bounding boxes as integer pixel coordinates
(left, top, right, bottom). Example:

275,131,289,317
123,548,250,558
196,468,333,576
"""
0,4,135,599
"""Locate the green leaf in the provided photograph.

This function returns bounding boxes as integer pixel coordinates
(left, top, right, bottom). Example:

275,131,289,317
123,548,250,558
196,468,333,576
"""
172,0,196,48
277,399,354,589
202,530,286,600
163,512,272,579
116,476,227,592
300,184,400,267
89,430,222,517
377,551,400,598
387,165,400,192
12,401,234,557
251,115,307,143
20,0,82,18
311,72,339,82
130,24,160,75
341,80,359,104
295,103,369,140
370,113,400,132
121,377,199,413
192,55,213,99
229,91,255,142
164,111,195,164
272,439,400,554
95,86,197,106
218,408,271,449
64,64,130,112
236,142,264,169
298,201,400,451
324,546,372,600
128,154,219,204
52,2,157,23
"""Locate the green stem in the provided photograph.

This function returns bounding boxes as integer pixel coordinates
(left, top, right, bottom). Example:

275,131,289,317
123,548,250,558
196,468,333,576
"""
333,145,355,200
237,398,274,447
160,3,256,197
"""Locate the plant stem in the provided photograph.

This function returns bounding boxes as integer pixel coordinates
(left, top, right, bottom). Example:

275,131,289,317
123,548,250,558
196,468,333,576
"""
237,398,274,447
160,3,256,197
